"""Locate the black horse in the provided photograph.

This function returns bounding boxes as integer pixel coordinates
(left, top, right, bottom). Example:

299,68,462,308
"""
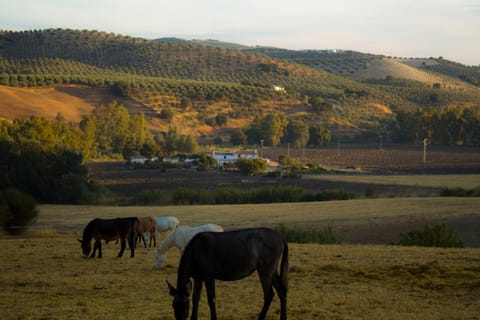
78,217,138,258
166,227,288,320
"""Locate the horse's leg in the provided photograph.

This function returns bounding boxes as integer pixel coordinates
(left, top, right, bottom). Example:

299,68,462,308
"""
118,238,126,257
135,234,141,248
97,240,103,258
129,232,135,257
272,274,287,320
205,279,217,320
142,233,147,248
149,231,156,247
191,279,203,320
257,272,275,320
90,241,97,258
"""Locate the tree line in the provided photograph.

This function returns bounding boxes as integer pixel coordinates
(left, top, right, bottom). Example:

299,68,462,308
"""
232,113,332,148
0,100,201,203
390,105,480,146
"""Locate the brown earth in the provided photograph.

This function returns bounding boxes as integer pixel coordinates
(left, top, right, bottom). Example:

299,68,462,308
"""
0,85,153,122
90,144,480,199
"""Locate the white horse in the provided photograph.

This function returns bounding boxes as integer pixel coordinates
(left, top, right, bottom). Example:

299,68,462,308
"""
153,223,224,269
153,216,179,238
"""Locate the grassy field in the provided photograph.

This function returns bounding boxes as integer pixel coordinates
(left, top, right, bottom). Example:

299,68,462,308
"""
33,197,480,246
1,235,479,320
1,198,479,319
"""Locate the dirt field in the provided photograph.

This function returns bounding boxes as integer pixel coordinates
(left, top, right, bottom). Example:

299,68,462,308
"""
264,144,480,174
88,144,480,201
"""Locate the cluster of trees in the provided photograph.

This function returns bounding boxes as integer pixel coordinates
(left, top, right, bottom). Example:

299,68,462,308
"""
0,100,202,203
390,106,480,146
231,113,331,148
0,140,106,203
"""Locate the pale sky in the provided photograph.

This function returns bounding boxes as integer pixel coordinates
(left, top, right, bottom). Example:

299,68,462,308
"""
1,0,479,65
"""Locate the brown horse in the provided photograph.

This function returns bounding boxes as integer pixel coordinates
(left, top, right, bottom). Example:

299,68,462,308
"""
167,227,288,320
78,217,139,258
136,216,157,248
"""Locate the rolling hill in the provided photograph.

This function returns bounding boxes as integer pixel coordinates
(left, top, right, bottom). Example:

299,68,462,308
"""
1,28,479,139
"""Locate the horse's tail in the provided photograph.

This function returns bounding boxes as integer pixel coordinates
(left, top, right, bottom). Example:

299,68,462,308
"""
280,239,289,290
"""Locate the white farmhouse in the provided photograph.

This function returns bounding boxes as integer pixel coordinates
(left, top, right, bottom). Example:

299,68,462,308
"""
212,150,259,167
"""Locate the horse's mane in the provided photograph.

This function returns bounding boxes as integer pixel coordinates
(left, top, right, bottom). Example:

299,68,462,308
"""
156,227,178,255
81,218,97,241
154,224,224,269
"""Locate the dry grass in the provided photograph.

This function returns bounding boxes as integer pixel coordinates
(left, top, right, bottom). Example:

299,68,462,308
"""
1,199,479,319
32,197,480,246
352,58,475,91
0,85,153,123
0,236,478,320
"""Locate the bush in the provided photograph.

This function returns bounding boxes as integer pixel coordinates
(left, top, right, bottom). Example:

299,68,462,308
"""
304,188,355,201
440,186,480,197
0,188,38,235
398,224,464,248
172,187,197,205
130,189,163,205
277,224,342,244
249,186,304,203
235,158,267,175
171,186,304,205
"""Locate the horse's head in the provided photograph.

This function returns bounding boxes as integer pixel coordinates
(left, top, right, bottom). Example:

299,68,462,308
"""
154,253,166,269
78,239,91,258
166,280,192,320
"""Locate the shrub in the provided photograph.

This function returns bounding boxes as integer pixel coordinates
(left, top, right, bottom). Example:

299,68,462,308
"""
171,186,304,205
172,187,197,205
398,224,464,248
235,158,267,175
306,188,356,201
130,189,163,205
277,224,342,244
0,188,38,235
365,186,376,198
249,186,304,203
440,186,480,197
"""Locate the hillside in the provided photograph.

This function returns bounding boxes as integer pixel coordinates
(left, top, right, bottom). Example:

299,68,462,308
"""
1,29,480,139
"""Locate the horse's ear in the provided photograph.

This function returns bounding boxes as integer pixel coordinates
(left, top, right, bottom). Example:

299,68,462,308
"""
166,280,176,296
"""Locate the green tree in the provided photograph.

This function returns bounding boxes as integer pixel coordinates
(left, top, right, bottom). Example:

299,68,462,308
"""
285,119,309,148
308,125,331,146
261,113,286,147
92,100,130,154
197,154,217,171
230,129,248,146
235,158,267,175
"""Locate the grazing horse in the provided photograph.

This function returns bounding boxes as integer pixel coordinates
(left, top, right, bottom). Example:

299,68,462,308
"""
154,224,224,269
166,227,288,320
78,217,138,258
154,216,179,236
136,216,157,248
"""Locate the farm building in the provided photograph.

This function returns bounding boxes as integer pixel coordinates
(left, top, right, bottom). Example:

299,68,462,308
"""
212,150,259,167
127,155,159,165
